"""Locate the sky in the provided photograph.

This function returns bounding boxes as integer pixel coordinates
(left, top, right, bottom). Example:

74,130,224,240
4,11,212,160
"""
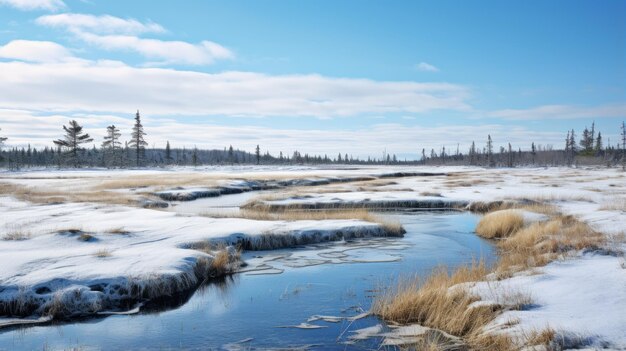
0,0,624,159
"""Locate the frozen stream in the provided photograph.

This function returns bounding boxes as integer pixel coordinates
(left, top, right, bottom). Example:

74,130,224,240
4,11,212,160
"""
0,212,495,351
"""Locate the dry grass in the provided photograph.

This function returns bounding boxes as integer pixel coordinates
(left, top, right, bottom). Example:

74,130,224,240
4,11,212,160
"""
204,209,405,236
496,215,605,276
475,210,525,239
600,197,626,212
187,242,241,278
372,260,515,350
420,191,443,197
107,227,130,235
376,203,607,349
77,233,94,241
93,249,112,257
210,250,231,272
2,224,31,241
0,182,137,205
469,200,557,215
525,328,556,348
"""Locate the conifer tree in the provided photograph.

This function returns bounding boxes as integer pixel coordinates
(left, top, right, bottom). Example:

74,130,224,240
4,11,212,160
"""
255,144,261,165
594,132,603,154
486,135,493,167
192,146,198,167
165,141,171,164
469,141,476,165
228,145,234,164
53,120,93,167
102,125,122,167
621,121,626,171
128,110,147,167
0,128,6,162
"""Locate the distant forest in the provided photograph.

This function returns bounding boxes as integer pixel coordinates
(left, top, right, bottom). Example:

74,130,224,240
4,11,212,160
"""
0,112,625,169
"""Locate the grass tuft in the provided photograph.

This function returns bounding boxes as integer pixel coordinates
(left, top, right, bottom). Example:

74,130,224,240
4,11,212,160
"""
475,210,525,239
3,230,31,241
372,260,515,349
93,249,112,258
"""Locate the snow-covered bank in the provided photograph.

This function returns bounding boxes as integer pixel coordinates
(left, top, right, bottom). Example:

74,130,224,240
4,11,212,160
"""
472,254,626,349
1,165,624,348
244,192,470,211
0,196,399,324
154,171,445,202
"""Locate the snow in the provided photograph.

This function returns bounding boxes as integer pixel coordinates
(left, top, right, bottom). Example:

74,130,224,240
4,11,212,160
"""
0,195,394,321
470,254,626,349
1,165,625,347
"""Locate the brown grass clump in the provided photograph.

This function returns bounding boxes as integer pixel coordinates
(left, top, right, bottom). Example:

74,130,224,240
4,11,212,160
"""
475,210,525,239
2,228,31,241
495,215,605,276
210,250,231,273
108,227,130,235
525,328,556,348
93,249,112,257
600,197,626,212
373,260,515,349
77,233,94,241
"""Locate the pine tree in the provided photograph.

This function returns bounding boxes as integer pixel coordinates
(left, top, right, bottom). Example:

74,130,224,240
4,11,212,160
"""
486,135,493,167
228,145,234,164
590,121,595,147
622,121,626,171
531,142,536,164
594,132,603,154
165,141,171,164
255,144,261,165
192,146,198,167
102,125,122,167
53,120,93,167
128,110,147,167
469,141,476,165
0,128,7,162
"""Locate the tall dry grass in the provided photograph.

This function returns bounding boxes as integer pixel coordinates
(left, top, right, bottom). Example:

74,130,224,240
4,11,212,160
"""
475,210,525,239
496,215,605,277
372,261,515,350
375,205,608,349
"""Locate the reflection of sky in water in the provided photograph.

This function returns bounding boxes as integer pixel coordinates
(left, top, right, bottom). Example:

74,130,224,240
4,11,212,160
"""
0,212,494,351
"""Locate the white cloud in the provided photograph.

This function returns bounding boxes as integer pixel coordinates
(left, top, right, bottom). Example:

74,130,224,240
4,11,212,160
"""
36,13,233,66
416,62,439,72
0,58,471,117
489,104,626,120
75,33,234,65
0,0,64,11
0,40,78,63
36,13,165,35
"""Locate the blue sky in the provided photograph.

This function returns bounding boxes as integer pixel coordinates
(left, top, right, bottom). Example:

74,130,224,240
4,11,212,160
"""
0,0,624,158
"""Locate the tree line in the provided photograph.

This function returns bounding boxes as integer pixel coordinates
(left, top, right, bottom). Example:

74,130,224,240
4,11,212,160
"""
0,115,625,170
